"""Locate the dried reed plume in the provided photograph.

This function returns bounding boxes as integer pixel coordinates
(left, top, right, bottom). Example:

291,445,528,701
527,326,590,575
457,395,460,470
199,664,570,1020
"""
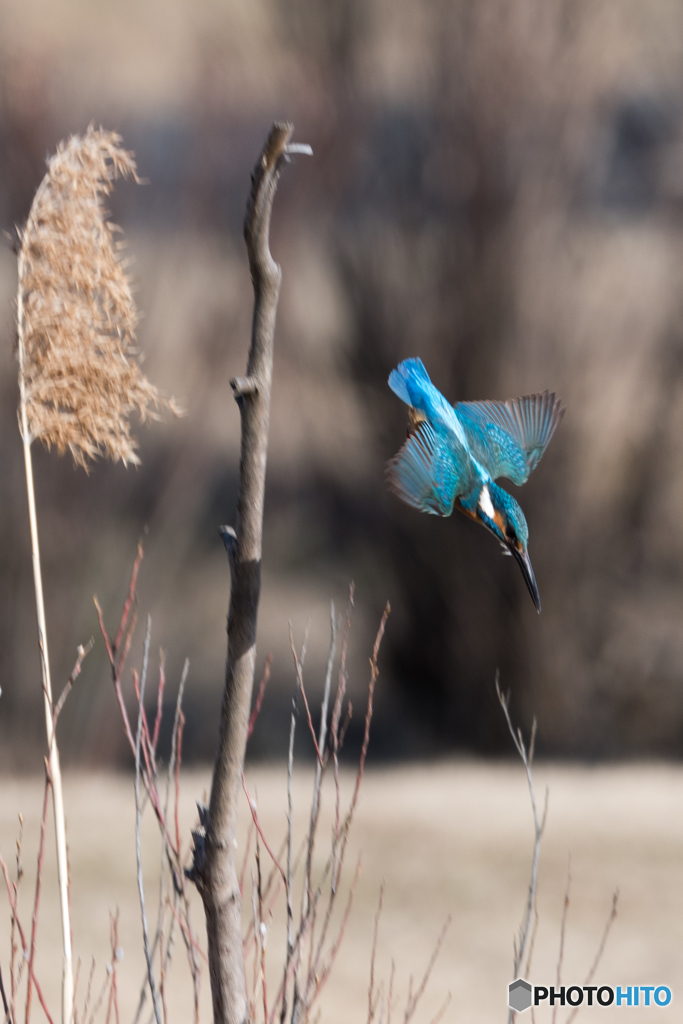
17,125,178,467
14,126,176,1024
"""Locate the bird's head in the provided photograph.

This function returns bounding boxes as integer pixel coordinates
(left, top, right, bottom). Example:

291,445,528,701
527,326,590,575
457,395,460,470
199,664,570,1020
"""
476,482,541,612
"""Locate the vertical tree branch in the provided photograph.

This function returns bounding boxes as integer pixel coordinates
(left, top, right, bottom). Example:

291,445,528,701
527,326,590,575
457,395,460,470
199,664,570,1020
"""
194,122,309,1024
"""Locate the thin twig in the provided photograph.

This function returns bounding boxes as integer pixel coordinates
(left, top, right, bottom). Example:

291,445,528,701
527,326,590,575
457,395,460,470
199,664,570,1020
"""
279,624,310,1024
242,775,286,884
84,967,112,1024
427,993,452,1024
304,605,337,920
403,916,451,1024
248,655,273,742
564,891,619,1024
53,638,95,727
387,960,396,1024
152,653,165,753
81,959,96,1024
497,676,548,991
552,859,571,1024
239,820,255,899
135,617,163,1024
303,605,388,1018
25,763,51,1024
256,843,268,1024
0,966,11,1024
289,626,322,765
105,911,121,1024
95,595,136,754
114,544,144,658
167,901,209,966
0,854,54,1024
367,884,385,1024
311,858,362,1000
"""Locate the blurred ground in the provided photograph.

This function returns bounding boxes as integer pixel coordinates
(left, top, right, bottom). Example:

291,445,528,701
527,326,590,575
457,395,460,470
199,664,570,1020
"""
3,0,683,760
0,762,680,1023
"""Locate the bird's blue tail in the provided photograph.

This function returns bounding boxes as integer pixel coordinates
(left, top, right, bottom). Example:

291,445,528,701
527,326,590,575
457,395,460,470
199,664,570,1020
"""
388,358,432,406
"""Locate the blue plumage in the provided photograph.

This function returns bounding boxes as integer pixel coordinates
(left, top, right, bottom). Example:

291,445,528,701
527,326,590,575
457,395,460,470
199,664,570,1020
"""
388,358,564,611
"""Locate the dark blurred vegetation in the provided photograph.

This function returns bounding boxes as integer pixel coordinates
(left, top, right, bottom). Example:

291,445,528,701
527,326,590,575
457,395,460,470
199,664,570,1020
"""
2,0,683,765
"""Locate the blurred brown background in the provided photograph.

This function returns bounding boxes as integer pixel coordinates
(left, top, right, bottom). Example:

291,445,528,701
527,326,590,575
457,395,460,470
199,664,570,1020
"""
2,0,683,766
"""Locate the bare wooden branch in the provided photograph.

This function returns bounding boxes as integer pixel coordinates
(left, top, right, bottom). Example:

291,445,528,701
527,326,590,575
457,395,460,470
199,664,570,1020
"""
191,121,306,1024
230,377,259,398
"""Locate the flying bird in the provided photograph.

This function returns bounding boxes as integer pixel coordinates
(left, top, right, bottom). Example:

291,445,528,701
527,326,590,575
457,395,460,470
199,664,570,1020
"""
387,358,564,612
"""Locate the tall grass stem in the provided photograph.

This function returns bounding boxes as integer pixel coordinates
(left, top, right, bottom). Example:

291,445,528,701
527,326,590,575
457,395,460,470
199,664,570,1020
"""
18,257,73,1024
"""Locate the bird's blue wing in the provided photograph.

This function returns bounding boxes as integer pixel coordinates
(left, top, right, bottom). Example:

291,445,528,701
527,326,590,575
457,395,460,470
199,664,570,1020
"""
387,421,475,516
456,391,564,485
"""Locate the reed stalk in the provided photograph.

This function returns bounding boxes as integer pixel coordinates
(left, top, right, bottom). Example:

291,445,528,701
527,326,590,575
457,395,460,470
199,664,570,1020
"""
17,258,73,1024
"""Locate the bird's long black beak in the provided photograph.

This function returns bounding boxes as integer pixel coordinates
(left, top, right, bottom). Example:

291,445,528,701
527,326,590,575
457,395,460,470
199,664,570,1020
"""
511,546,541,613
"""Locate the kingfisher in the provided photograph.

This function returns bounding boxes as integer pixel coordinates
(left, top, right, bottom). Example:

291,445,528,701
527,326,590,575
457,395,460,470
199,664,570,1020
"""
387,358,564,612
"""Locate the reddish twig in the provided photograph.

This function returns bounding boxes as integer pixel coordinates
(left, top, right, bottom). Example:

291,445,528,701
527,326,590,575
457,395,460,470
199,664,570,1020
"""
132,670,156,777
53,639,94,726
289,627,322,765
0,855,54,1024
168,900,209,966
113,542,143,656
239,820,255,899
25,762,51,1024
152,654,166,753
10,814,24,1012
94,544,143,756
174,712,185,861
367,884,385,1024
248,655,273,741
242,775,286,884
105,911,121,1024
243,835,291,959
95,595,136,754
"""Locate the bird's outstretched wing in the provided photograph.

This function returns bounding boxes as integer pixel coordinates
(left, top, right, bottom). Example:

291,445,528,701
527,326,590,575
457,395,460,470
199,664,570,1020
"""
456,391,564,485
387,421,475,516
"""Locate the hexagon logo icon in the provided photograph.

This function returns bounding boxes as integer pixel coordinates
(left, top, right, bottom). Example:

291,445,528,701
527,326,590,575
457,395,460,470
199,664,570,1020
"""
508,978,532,1012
